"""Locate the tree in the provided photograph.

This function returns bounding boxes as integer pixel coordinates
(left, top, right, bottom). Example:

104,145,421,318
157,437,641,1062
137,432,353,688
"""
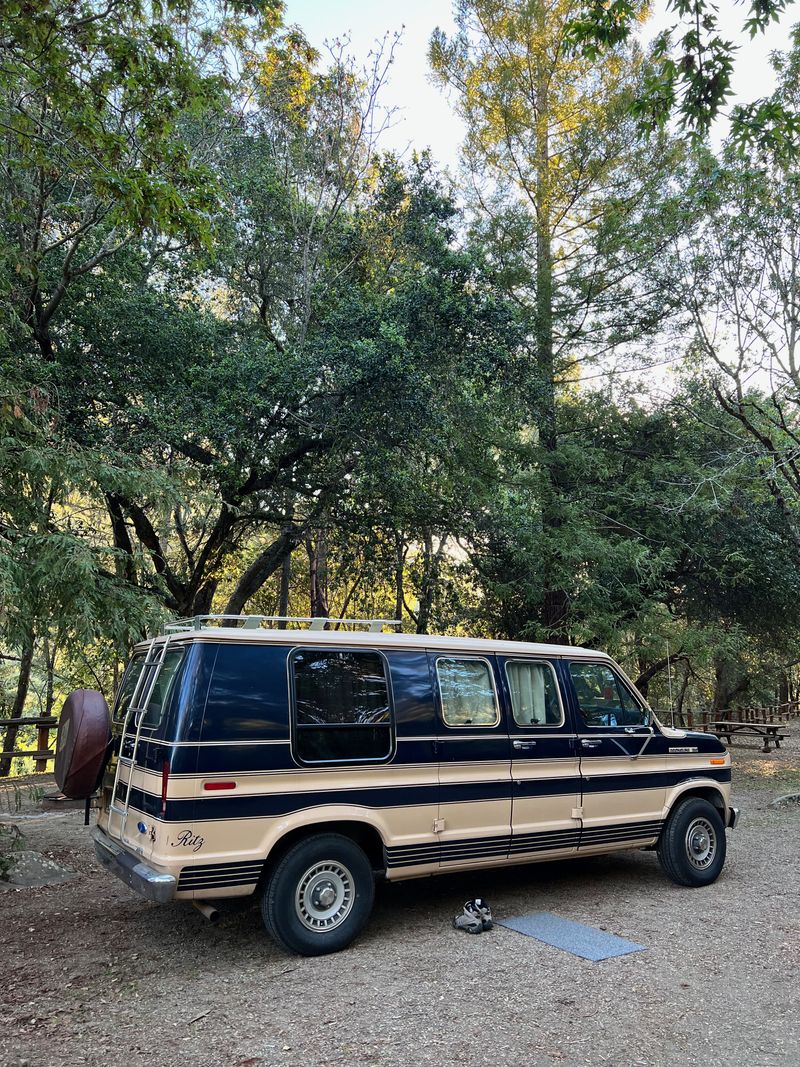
0,0,283,767
53,150,520,624
0,0,283,360
673,37,800,544
463,381,800,712
430,0,682,636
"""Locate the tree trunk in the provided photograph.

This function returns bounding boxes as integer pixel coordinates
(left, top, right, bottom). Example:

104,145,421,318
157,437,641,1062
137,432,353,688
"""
306,531,329,621
106,493,137,585
416,530,446,635
43,635,56,718
712,658,750,716
532,2,569,640
0,633,36,777
224,530,299,616
778,671,790,707
191,580,218,617
394,531,406,623
675,664,691,728
278,545,292,627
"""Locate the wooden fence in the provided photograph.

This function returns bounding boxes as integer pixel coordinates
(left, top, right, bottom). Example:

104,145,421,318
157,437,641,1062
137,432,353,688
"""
0,716,58,775
660,701,800,732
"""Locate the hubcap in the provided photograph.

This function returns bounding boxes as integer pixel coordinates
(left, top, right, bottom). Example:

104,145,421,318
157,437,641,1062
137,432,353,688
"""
685,816,717,870
295,861,354,932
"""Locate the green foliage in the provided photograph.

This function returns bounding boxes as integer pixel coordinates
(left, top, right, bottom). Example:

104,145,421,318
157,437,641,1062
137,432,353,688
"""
565,0,797,146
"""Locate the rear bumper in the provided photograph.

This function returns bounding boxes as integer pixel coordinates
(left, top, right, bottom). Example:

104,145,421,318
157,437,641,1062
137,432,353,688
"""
727,806,740,830
93,827,176,903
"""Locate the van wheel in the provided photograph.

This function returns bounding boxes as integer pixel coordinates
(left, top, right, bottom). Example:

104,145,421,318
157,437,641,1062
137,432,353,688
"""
262,833,375,956
658,797,727,887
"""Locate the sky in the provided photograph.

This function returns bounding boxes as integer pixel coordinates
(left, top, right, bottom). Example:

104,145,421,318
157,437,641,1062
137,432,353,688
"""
283,0,798,170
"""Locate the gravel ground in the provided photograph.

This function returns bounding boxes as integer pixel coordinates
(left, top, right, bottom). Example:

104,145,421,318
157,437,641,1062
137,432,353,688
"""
1,739,798,1067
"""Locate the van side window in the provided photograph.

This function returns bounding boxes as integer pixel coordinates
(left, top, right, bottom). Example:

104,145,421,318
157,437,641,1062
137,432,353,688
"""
569,662,649,728
437,658,499,727
291,649,393,764
506,661,563,726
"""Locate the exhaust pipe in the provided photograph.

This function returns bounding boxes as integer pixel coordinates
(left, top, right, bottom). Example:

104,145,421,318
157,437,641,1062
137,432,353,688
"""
193,900,221,925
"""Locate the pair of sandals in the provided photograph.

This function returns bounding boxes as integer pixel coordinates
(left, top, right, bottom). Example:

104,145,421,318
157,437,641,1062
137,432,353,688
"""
453,897,493,934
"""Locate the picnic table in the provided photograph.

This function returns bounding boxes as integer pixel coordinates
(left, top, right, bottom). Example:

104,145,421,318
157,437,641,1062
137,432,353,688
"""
704,720,789,753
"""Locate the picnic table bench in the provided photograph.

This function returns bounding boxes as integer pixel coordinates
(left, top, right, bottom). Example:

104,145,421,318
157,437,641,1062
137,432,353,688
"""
704,720,789,753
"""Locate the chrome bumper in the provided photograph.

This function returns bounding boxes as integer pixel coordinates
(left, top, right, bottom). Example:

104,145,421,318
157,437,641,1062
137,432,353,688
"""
93,827,176,903
727,806,740,830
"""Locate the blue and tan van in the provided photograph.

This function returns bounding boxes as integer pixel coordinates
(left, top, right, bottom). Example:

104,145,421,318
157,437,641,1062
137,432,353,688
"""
85,616,737,955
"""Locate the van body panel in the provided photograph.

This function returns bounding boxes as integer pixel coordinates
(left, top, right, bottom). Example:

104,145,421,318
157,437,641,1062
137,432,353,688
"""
499,655,582,858
429,653,513,868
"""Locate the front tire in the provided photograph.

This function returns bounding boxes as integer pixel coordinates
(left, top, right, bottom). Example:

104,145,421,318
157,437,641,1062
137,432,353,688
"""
262,833,375,956
658,797,727,887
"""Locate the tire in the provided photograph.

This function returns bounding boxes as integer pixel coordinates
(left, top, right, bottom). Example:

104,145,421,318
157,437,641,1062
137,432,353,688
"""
54,689,112,799
658,797,727,887
261,833,375,956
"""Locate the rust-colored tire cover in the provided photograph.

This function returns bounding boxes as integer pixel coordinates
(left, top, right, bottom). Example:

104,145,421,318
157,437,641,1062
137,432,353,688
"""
54,689,112,799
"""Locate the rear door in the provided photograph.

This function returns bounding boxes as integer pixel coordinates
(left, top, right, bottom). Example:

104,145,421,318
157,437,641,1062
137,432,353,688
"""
430,653,512,869
499,657,581,859
567,659,665,850
112,645,190,858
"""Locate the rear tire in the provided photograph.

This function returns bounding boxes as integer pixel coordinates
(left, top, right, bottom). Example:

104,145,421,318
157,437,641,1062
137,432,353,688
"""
262,833,375,956
658,797,727,887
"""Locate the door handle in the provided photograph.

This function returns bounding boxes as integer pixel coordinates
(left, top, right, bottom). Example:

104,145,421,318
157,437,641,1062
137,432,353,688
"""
581,739,602,748
513,740,537,750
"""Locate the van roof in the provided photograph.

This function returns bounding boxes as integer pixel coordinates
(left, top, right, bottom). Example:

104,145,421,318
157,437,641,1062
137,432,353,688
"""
141,627,609,660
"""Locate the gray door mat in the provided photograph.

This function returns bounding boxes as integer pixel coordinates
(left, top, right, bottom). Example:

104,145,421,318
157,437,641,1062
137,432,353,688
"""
496,912,645,961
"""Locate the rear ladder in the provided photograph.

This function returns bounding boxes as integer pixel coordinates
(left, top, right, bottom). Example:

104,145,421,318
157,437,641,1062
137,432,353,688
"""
108,637,172,839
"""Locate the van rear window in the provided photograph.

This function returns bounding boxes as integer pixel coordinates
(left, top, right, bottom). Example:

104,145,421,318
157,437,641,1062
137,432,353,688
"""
113,653,146,723
112,648,184,730
291,649,393,764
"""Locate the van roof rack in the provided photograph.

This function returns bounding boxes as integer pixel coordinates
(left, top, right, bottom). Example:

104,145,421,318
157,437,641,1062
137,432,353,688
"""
163,615,403,634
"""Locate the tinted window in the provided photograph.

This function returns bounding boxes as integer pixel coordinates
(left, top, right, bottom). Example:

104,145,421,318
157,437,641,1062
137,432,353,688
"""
506,661,563,726
437,658,499,727
291,649,393,764
113,653,146,723
203,644,290,740
141,648,185,729
569,662,649,727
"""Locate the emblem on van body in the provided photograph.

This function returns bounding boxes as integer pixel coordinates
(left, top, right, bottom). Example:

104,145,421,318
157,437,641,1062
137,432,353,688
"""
171,830,204,853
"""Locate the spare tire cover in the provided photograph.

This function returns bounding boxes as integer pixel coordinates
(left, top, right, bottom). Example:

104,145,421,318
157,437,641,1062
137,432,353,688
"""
55,689,112,799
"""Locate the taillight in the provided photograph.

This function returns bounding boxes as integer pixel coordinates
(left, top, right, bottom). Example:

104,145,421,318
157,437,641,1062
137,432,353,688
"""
161,759,170,818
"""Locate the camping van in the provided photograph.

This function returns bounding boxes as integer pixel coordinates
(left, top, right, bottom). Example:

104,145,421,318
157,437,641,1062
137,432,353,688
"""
57,616,738,956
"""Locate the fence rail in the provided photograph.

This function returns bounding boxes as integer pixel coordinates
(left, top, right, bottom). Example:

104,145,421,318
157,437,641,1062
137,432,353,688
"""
656,701,800,731
0,716,58,774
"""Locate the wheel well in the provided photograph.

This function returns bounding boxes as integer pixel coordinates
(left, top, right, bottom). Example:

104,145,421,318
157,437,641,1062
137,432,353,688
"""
669,786,726,818
260,821,386,885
